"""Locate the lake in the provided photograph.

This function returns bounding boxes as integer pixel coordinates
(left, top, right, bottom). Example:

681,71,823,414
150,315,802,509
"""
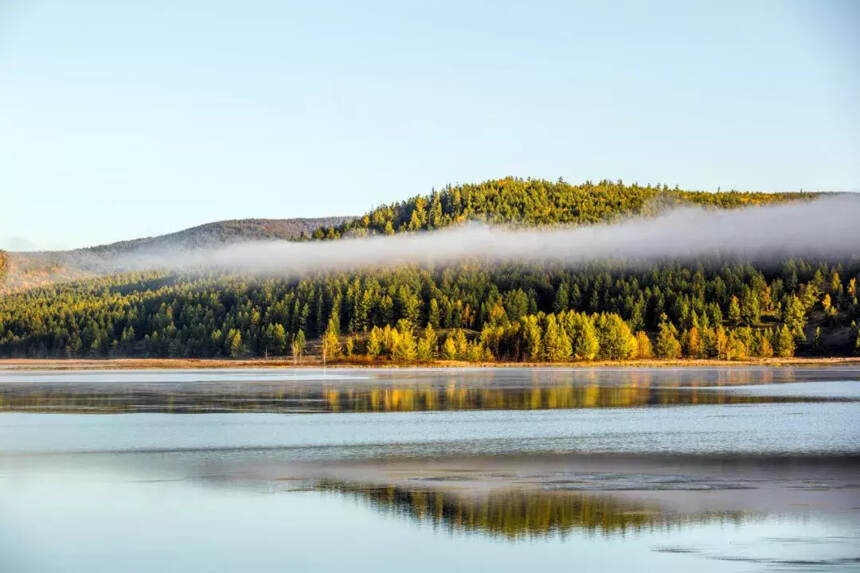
1,366,859,572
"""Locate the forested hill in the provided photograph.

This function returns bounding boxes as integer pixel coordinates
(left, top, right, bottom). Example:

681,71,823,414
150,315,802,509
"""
3,179,856,363
1,216,352,292
85,216,354,254
311,178,816,238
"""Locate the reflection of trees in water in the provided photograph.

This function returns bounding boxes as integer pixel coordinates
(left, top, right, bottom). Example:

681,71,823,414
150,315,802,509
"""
318,480,749,539
0,379,841,413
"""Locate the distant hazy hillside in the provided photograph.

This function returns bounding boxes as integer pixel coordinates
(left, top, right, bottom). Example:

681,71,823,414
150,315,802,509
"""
1,216,352,292
84,217,354,254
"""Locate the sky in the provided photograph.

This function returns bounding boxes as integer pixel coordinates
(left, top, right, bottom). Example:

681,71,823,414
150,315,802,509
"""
1,0,858,251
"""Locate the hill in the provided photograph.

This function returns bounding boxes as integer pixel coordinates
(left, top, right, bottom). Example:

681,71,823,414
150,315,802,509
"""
310,177,816,238
1,216,352,292
1,178,856,362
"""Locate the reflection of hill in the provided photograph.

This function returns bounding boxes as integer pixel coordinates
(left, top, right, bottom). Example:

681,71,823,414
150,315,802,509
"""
318,480,748,539
0,380,848,414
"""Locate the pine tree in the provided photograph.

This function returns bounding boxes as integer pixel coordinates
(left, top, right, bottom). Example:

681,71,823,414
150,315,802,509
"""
564,312,599,361
226,328,243,358
594,313,636,360
726,331,747,361
391,327,417,362
682,326,703,358
655,322,681,359
542,315,572,362
776,325,795,357
740,287,760,325
781,294,807,340
757,331,774,358
728,296,741,325
453,329,469,360
521,315,543,361
417,324,437,362
366,326,382,358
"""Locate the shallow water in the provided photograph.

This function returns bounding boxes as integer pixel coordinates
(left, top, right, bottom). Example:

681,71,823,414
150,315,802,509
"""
1,366,859,572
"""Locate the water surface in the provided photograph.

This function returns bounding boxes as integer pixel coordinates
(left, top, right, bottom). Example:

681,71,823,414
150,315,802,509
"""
1,366,858,572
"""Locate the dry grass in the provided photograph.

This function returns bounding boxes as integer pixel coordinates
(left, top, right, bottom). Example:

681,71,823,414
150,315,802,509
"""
1,356,859,370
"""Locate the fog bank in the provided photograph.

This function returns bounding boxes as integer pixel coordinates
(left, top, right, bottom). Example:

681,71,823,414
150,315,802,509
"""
54,195,860,278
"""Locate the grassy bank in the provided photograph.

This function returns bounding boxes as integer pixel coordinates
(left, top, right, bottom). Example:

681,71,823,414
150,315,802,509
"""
1,356,859,370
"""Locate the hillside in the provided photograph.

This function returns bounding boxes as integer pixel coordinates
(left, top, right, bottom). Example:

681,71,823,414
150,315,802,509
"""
1,216,352,292
1,178,856,362
310,178,816,238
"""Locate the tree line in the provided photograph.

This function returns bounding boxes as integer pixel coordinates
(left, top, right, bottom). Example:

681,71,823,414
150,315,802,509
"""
1,258,858,360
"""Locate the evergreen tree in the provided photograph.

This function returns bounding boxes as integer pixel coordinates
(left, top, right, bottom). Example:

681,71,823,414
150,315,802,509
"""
542,315,572,361
417,324,437,362
728,296,741,325
655,322,681,359
740,287,760,325
564,312,599,361
226,328,243,358
776,325,795,357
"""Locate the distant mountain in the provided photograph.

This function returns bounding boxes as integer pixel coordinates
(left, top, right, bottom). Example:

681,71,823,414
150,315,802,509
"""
82,217,354,254
1,216,353,292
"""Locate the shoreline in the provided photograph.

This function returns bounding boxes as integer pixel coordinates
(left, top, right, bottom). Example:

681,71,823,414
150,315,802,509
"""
1,356,859,370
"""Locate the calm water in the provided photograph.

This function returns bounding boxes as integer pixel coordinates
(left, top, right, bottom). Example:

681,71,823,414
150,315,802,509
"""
1,366,859,572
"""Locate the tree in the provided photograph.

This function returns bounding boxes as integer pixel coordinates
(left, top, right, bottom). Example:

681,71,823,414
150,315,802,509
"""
728,296,741,325
520,315,543,361
542,315,572,361
740,288,760,325
781,294,806,340
634,331,653,359
776,325,795,357
594,314,636,360
442,335,457,360
321,323,341,363
655,322,681,359
226,328,243,358
726,331,747,361
366,327,383,358
681,327,703,358
756,330,774,358
391,327,417,362
563,312,599,361
417,324,437,362
428,298,441,328
453,329,469,360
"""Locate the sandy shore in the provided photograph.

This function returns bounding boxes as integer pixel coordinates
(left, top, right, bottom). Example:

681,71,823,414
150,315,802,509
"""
1,356,859,370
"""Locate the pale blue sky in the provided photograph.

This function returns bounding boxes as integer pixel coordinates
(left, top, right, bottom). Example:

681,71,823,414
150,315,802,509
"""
1,0,858,250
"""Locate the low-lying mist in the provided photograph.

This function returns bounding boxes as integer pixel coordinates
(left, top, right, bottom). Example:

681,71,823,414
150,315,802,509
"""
28,195,860,280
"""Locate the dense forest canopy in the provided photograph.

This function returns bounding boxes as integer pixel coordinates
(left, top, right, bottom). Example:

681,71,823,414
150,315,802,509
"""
1,179,856,361
310,178,816,238
1,258,857,360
